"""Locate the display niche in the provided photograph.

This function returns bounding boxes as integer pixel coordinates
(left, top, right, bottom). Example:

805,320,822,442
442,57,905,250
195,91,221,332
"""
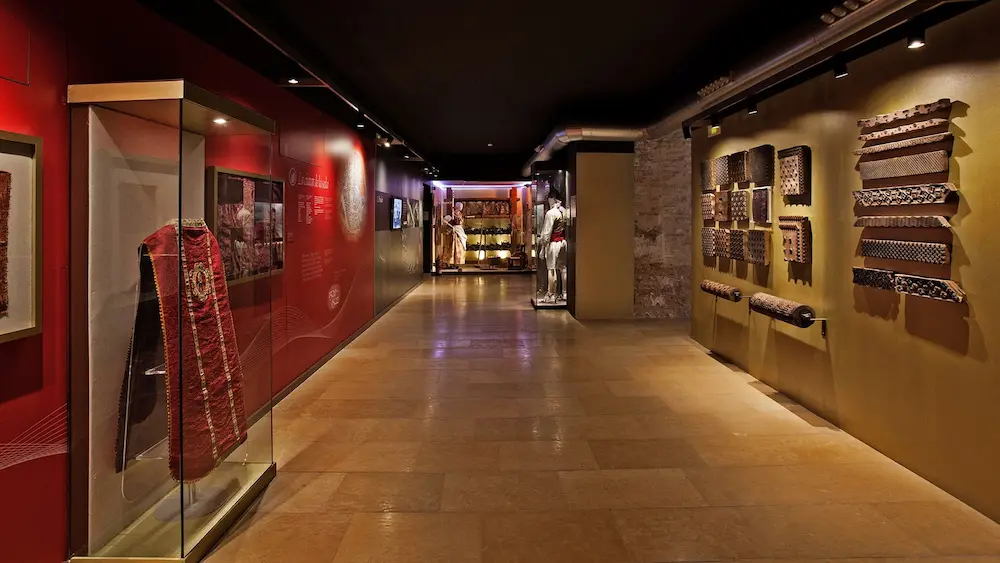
68,81,276,563
532,170,570,309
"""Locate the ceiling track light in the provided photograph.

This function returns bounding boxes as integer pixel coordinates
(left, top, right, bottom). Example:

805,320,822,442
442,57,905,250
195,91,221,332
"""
834,59,849,79
748,101,759,115
907,27,926,49
709,115,722,136
287,78,299,85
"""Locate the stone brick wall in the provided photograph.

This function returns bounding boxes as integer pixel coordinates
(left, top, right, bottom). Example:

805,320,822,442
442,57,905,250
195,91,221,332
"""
633,130,692,318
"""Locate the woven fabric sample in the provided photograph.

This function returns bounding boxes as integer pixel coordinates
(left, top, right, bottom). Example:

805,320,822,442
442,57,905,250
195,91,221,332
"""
859,150,949,180
700,161,714,192
858,99,952,128
730,190,750,221
728,151,747,184
752,187,771,223
0,171,9,316
859,118,949,142
852,183,957,207
730,229,748,261
778,146,810,196
853,132,953,155
860,238,950,264
701,193,715,220
749,292,817,328
700,280,742,302
701,227,717,257
714,228,730,258
747,145,775,186
894,273,966,303
854,215,951,228
715,190,731,222
712,155,731,186
778,216,811,264
852,267,896,291
747,229,771,265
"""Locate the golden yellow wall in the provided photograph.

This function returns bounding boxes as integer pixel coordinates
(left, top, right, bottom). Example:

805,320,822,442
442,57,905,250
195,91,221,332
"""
576,151,635,319
691,1,1000,521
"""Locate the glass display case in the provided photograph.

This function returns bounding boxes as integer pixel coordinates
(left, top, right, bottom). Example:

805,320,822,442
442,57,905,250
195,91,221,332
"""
531,170,570,309
67,81,276,563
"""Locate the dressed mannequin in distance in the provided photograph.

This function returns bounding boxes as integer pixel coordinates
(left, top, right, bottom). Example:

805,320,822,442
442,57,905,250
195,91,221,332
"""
444,201,467,270
538,188,568,303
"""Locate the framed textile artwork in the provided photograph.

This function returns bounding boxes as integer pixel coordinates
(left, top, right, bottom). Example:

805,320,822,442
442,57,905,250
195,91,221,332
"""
0,130,41,344
730,190,750,222
206,167,285,284
701,227,717,257
714,190,731,222
778,146,810,196
701,193,716,221
747,144,775,186
858,150,949,181
752,187,771,223
778,216,811,264
728,151,747,184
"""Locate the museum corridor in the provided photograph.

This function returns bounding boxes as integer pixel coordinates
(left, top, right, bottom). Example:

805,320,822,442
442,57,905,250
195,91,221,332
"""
205,275,1000,563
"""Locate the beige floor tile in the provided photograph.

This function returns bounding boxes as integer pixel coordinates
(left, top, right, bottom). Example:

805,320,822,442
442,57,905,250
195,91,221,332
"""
441,472,567,511
540,381,611,397
333,513,481,563
589,439,707,469
416,442,503,471
474,417,587,441
497,441,599,471
578,395,672,415
255,472,345,513
559,469,705,509
614,507,746,562
464,382,546,398
272,416,360,443
515,398,585,417
687,433,885,466
875,501,1000,555
278,442,357,472
303,399,425,419
352,418,475,442
331,442,421,472
483,511,632,563
328,472,443,512
206,510,352,563
424,398,521,418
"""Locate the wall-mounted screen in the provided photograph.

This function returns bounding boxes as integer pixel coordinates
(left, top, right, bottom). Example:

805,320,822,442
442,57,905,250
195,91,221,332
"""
391,197,403,230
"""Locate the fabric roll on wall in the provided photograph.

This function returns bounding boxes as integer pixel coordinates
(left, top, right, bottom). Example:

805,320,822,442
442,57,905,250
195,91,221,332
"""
700,280,742,302
749,292,816,328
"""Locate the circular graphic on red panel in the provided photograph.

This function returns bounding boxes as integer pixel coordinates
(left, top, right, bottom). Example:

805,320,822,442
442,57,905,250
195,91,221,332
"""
338,149,367,241
327,284,342,311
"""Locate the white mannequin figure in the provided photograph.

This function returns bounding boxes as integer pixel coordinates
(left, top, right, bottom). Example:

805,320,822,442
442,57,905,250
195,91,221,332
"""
538,190,568,303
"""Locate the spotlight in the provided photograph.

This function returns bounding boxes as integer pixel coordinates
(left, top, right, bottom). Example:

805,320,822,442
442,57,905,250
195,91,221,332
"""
213,117,227,125
709,115,721,136
404,154,410,159
748,102,758,115
907,28,925,49
378,136,392,149
834,60,849,79
356,122,365,129
487,143,494,147
287,78,299,85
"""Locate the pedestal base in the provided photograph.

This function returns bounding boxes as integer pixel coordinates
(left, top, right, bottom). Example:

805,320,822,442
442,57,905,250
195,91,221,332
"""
531,297,567,310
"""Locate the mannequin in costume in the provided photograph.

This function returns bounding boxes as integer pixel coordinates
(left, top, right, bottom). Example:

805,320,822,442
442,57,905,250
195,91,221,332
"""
538,188,568,303
444,201,467,269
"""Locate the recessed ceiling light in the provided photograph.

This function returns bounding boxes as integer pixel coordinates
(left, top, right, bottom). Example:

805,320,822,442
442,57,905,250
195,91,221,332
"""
404,155,410,159
287,78,299,84
213,117,227,125
747,102,758,115
356,123,365,129
907,28,925,49
488,143,494,147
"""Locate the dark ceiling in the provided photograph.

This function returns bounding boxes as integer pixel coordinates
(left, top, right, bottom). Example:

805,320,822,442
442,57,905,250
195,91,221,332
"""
143,0,832,177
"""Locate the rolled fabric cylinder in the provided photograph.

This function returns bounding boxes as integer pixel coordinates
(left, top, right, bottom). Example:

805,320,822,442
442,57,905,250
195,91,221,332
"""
749,292,816,328
700,280,742,302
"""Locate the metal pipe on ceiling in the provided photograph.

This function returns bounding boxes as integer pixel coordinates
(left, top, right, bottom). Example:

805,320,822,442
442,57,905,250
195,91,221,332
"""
521,0,945,177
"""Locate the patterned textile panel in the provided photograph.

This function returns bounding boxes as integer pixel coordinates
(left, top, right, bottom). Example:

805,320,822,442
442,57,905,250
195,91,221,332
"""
858,99,953,128
729,229,748,262
852,183,957,207
714,190,731,222
778,146,810,196
858,150,949,180
778,216,811,264
749,292,817,328
747,144,775,186
700,280,742,302
747,229,771,265
728,151,748,184
894,273,966,303
701,227,717,257
730,190,750,221
701,193,716,220
860,238,951,264
700,160,714,192
852,132,953,155
853,215,951,228
712,155,731,186
0,171,9,316
852,267,896,291
859,118,949,142
714,228,730,258
752,187,771,223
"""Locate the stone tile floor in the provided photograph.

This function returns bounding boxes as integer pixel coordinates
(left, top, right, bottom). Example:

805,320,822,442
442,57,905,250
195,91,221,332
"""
206,275,1000,563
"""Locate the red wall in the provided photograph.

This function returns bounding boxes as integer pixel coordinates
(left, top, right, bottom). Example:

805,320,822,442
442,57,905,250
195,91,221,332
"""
0,0,378,560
